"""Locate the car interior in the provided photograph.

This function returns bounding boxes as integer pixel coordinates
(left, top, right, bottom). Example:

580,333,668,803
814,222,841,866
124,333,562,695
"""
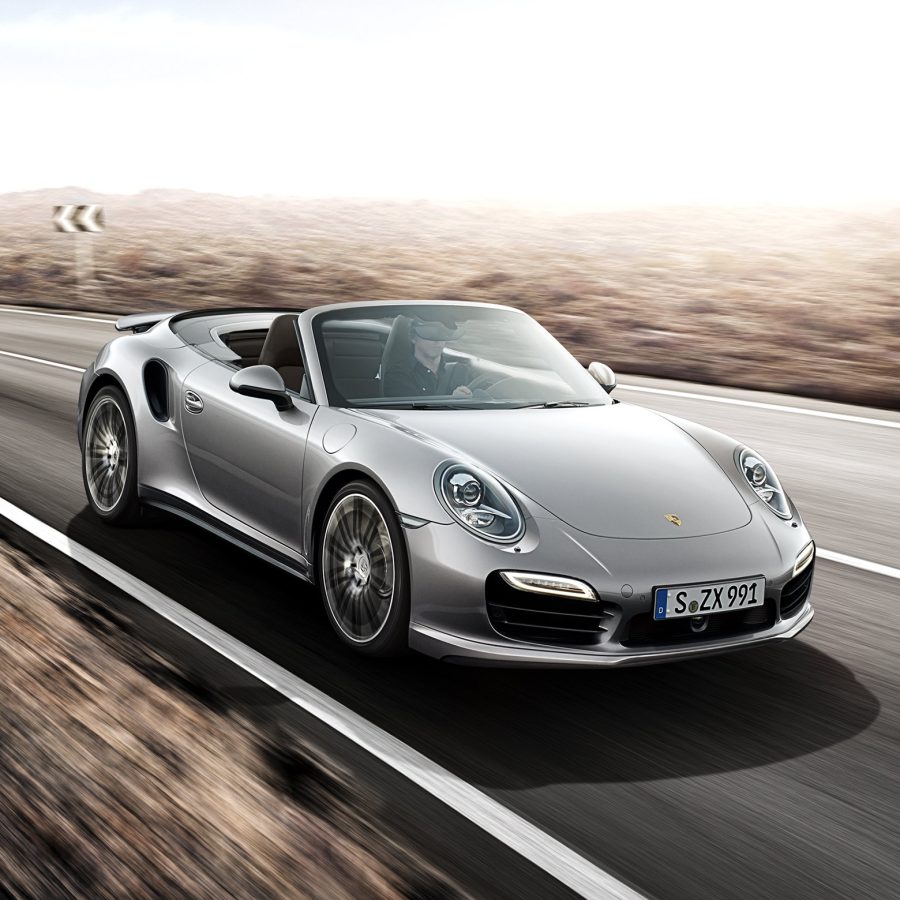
219,314,532,404
217,313,391,401
174,310,575,407
215,314,311,398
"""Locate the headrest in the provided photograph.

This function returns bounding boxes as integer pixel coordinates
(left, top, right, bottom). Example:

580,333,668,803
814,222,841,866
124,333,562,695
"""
259,314,300,370
381,315,412,366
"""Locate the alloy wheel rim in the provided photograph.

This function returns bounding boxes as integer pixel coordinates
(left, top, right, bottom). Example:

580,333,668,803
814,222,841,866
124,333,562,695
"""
84,397,129,512
322,493,395,643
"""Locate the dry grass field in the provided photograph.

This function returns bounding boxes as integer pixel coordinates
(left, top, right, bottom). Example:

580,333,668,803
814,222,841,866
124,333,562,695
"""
1,189,899,409
0,531,463,898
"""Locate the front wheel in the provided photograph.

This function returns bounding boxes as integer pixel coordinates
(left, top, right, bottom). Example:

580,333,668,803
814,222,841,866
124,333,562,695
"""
318,480,410,656
81,385,141,525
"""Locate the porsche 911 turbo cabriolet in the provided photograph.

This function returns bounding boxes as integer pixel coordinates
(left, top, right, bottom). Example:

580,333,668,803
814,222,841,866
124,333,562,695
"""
77,301,814,665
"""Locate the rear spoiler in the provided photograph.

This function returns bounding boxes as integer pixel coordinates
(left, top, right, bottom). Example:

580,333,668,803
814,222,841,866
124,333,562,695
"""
115,311,180,333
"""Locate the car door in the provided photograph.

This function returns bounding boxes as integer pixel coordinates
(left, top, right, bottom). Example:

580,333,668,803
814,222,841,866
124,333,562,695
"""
179,360,315,552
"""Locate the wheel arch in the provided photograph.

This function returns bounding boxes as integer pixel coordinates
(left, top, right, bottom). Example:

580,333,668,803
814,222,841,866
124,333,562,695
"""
80,371,132,443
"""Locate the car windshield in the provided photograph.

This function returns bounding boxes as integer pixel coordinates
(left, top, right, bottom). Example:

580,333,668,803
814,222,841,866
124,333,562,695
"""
311,303,612,409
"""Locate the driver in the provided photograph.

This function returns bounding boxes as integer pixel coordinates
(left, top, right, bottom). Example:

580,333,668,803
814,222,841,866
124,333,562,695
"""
382,316,473,398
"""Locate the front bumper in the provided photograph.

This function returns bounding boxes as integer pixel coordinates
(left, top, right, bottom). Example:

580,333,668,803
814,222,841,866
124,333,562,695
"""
411,603,814,667
404,503,815,668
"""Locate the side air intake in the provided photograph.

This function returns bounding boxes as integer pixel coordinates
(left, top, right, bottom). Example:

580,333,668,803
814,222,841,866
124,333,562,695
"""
143,360,169,422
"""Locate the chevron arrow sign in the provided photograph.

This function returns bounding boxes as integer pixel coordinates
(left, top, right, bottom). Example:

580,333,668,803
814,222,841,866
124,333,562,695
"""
53,205,105,233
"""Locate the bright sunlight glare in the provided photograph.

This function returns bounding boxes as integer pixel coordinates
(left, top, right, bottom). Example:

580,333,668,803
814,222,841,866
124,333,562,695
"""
2,0,899,208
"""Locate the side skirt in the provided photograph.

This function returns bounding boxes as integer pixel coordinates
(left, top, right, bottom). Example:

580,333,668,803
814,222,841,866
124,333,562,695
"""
139,485,313,583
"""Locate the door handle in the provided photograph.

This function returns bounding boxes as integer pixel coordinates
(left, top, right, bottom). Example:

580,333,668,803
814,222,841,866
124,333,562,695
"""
184,390,204,414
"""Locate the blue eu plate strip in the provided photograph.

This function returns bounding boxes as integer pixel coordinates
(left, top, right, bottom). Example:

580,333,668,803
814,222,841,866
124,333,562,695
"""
654,588,668,620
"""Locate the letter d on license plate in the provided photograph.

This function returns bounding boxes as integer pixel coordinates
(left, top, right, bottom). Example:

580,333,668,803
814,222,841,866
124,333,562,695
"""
653,577,765,621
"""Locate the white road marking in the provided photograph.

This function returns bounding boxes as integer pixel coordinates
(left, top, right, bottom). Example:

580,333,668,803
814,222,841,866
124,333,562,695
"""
0,496,644,900
817,548,900,581
2,349,899,585
618,383,900,430
0,307,114,325
0,349,86,373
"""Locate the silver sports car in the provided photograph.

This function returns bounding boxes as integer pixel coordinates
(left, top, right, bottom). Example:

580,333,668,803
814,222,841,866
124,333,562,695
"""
77,301,815,666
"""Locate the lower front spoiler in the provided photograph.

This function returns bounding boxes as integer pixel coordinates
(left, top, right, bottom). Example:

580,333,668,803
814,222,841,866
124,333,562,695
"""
410,603,815,669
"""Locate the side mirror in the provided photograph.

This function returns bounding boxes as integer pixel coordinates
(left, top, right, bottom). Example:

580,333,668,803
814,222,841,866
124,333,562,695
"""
588,361,617,394
230,365,293,411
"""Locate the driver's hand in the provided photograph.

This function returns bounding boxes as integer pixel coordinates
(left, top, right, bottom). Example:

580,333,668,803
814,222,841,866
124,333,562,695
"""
452,385,473,398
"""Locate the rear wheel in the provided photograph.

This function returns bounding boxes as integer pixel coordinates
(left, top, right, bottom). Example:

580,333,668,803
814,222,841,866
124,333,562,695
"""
319,480,410,656
81,386,141,525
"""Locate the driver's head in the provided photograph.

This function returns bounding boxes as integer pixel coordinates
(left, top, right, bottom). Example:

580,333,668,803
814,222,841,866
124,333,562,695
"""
409,317,462,364
409,317,463,343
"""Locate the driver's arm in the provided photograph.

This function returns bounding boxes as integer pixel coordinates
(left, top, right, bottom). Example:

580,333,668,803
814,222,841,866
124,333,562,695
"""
448,361,473,396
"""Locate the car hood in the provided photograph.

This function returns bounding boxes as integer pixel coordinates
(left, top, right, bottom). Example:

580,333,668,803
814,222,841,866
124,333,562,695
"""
368,403,751,538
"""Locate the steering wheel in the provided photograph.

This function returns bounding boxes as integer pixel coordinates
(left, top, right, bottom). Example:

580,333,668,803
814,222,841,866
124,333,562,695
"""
482,376,537,399
465,372,500,392
460,373,537,400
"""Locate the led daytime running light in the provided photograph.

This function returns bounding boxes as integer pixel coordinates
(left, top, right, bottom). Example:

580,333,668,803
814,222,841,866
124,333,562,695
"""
500,571,597,599
793,542,815,577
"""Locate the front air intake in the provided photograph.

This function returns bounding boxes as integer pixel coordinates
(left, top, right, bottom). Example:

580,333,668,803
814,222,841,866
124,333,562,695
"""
780,561,814,617
485,571,613,646
622,600,776,647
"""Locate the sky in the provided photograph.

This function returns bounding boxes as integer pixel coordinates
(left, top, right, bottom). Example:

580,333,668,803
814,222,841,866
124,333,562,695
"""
2,0,900,208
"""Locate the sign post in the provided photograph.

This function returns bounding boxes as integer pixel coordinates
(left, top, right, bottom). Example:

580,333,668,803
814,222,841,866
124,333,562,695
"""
53,205,105,296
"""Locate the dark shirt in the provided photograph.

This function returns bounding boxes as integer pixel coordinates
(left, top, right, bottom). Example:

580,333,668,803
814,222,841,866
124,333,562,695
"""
383,355,469,398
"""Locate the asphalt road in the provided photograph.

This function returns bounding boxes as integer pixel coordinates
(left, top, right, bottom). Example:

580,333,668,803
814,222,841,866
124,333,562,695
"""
0,307,898,899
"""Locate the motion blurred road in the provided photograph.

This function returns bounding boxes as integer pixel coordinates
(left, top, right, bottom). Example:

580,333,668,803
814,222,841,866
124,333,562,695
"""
1,307,898,899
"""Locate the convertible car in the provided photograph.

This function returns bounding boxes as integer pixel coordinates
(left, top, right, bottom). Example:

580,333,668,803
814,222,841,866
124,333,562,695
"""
77,301,815,666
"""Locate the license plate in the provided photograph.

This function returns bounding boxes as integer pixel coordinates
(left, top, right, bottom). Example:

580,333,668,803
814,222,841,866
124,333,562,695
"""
653,577,765,621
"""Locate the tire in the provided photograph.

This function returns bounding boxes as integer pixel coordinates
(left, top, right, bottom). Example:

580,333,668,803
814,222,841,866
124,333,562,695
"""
318,480,410,657
81,385,142,525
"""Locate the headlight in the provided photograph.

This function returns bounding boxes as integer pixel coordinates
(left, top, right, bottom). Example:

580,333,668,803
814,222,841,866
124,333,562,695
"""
736,446,791,518
435,462,524,543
